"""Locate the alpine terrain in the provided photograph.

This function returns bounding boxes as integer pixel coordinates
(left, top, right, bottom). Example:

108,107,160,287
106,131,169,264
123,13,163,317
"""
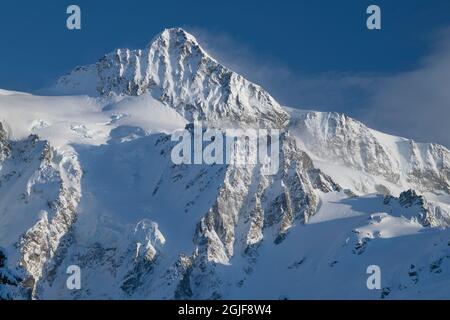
1,28,450,300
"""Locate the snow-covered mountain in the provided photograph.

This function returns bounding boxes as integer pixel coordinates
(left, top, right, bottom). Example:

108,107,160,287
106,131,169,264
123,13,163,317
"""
1,28,450,300
52,28,288,129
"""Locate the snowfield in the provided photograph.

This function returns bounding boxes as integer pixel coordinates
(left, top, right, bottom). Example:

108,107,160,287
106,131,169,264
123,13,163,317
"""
1,28,450,300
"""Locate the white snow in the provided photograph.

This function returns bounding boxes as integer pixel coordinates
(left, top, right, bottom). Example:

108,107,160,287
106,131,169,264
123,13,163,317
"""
0,93,186,148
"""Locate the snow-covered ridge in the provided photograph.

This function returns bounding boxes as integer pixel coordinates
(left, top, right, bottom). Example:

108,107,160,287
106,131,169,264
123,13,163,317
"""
0,89,30,96
288,109,450,196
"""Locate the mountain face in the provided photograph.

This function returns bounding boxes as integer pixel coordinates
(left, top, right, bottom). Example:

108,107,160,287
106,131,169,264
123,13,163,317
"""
290,111,450,195
1,28,450,299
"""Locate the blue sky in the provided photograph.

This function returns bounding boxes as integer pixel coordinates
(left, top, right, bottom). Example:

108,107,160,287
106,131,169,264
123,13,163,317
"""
1,0,450,145
0,0,448,90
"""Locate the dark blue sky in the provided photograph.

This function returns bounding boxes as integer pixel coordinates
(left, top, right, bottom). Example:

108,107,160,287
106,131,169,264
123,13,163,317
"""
1,0,449,92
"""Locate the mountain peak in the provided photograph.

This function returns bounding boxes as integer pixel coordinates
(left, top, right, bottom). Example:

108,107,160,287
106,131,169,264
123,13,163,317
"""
155,27,199,45
52,28,288,128
146,27,213,63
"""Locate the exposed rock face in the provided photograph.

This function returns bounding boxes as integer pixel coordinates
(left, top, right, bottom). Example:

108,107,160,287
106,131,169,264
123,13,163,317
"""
384,189,450,228
407,141,450,193
0,129,82,298
0,123,10,162
176,132,341,299
293,112,398,182
120,220,166,295
0,247,28,300
292,111,450,194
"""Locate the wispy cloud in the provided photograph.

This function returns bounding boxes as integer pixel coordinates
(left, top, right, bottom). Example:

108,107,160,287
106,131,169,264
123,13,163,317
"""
186,26,450,148
362,27,450,147
185,26,377,113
